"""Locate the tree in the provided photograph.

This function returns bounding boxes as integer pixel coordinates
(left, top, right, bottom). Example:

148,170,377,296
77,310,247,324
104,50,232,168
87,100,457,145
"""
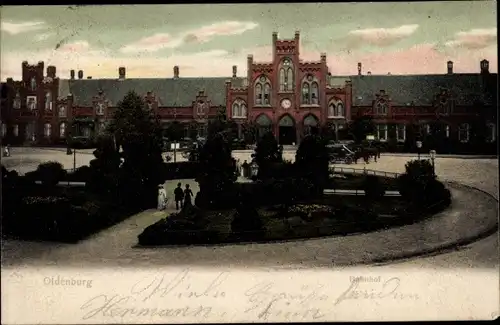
164,121,184,142
295,134,330,195
107,91,164,209
87,133,122,196
195,133,237,208
254,131,283,179
347,116,375,144
242,122,258,144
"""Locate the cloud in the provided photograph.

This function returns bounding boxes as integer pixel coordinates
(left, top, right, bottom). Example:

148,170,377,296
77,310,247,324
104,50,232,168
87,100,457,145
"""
34,33,55,42
1,21,47,35
120,33,184,54
120,21,258,53
342,24,419,49
1,41,497,82
445,28,497,50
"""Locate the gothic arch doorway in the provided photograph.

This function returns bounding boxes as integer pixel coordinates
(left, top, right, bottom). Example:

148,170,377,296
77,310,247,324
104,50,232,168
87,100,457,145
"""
303,114,319,137
278,114,296,145
255,114,273,139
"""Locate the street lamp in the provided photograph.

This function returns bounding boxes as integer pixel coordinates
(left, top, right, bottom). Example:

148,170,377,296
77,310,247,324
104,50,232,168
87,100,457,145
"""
416,141,422,160
429,150,436,176
250,161,259,179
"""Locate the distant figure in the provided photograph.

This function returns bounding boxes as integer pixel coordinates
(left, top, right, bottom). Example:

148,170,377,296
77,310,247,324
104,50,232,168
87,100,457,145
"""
184,184,194,207
241,160,249,178
157,185,167,210
174,182,184,210
3,145,10,157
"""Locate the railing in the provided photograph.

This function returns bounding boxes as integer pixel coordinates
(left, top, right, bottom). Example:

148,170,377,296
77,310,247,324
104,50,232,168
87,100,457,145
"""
329,166,400,179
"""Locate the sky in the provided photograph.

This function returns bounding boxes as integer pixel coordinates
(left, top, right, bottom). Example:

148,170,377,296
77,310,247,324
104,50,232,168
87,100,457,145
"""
0,2,497,81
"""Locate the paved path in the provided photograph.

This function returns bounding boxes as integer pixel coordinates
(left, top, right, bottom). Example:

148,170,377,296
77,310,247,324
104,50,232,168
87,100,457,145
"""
1,148,498,270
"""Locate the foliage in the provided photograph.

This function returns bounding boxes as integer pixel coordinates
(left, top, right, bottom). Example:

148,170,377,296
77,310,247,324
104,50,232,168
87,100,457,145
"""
320,122,336,142
347,116,376,144
87,134,122,195
163,162,200,180
195,133,237,208
36,161,67,187
404,159,436,184
242,121,258,144
254,131,283,179
164,121,185,142
107,91,165,209
231,203,264,240
295,134,330,194
363,175,386,200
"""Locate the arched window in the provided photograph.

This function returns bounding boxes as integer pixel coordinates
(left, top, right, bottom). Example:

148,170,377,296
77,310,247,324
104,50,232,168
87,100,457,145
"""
278,58,294,92
328,98,344,118
13,91,21,109
59,122,67,138
303,114,319,136
301,75,319,105
13,124,19,137
58,106,66,117
302,83,310,104
45,91,52,111
254,75,271,106
43,123,52,138
1,123,6,137
30,77,36,91
311,82,319,105
232,99,247,118
255,113,273,138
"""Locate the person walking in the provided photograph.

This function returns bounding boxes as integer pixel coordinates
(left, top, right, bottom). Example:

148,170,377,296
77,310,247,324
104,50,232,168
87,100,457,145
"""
157,185,167,210
183,184,194,207
174,182,184,210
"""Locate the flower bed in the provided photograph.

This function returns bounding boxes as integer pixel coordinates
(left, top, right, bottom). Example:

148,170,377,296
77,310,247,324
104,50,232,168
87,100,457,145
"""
137,192,450,247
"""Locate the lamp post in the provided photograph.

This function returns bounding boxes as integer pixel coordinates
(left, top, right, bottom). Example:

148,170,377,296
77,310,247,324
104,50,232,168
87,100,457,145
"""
416,141,422,160
429,149,436,176
250,161,259,179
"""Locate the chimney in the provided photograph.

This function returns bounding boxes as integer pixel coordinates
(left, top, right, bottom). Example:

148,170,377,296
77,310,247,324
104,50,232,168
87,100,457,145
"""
358,62,362,75
295,30,300,42
173,66,179,78
367,71,372,75
232,65,237,78
77,70,83,79
87,76,92,79
119,67,126,79
272,32,278,43
480,59,489,74
320,53,327,62
447,61,453,74
47,66,56,78
70,70,75,80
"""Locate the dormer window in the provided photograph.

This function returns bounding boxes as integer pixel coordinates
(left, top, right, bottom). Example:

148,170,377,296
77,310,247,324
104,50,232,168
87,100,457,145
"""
96,102,105,115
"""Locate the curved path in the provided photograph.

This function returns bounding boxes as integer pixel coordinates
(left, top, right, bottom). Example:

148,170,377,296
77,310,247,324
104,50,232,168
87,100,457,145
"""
1,148,498,270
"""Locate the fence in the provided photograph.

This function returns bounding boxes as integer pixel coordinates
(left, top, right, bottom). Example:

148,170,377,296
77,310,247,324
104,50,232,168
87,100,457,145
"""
329,166,400,179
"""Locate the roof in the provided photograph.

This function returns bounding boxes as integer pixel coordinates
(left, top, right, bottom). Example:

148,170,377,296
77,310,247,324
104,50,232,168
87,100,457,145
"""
350,74,488,106
60,77,245,107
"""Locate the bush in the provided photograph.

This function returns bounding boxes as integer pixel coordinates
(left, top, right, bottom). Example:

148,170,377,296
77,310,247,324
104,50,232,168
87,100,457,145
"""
363,175,386,200
36,161,67,187
254,132,283,179
295,134,330,194
231,203,264,240
66,166,91,182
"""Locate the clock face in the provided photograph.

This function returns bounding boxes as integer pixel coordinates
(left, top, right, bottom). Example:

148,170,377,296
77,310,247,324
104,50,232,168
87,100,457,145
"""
281,99,292,109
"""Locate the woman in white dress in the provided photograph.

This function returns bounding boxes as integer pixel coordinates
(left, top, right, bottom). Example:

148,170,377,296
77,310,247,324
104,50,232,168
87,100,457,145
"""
157,185,167,210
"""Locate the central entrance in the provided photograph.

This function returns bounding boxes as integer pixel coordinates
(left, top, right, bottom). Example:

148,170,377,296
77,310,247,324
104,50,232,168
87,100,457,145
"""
278,115,296,145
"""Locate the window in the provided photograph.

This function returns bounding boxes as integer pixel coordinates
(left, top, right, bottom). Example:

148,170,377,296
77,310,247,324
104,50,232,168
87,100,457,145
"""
45,91,52,111
58,106,67,117
30,77,37,91
13,124,19,137
458,123,470,143
196,102,206,115
376,101,388,115
376,124,388,141
232,99,247,118
43,123,52,138
13,91,21,109
279,58,294,92
1,123,6,137
486,123,496,143
26,122,35,141
327,99,344,118
301,75,319,105
396,124,406,142
82,126,91,138
59,122,66,138
98,121,107,133
254,75,271,106
96,102,105,116
445,125,450,138
422,123,431,135
26,96,37,111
